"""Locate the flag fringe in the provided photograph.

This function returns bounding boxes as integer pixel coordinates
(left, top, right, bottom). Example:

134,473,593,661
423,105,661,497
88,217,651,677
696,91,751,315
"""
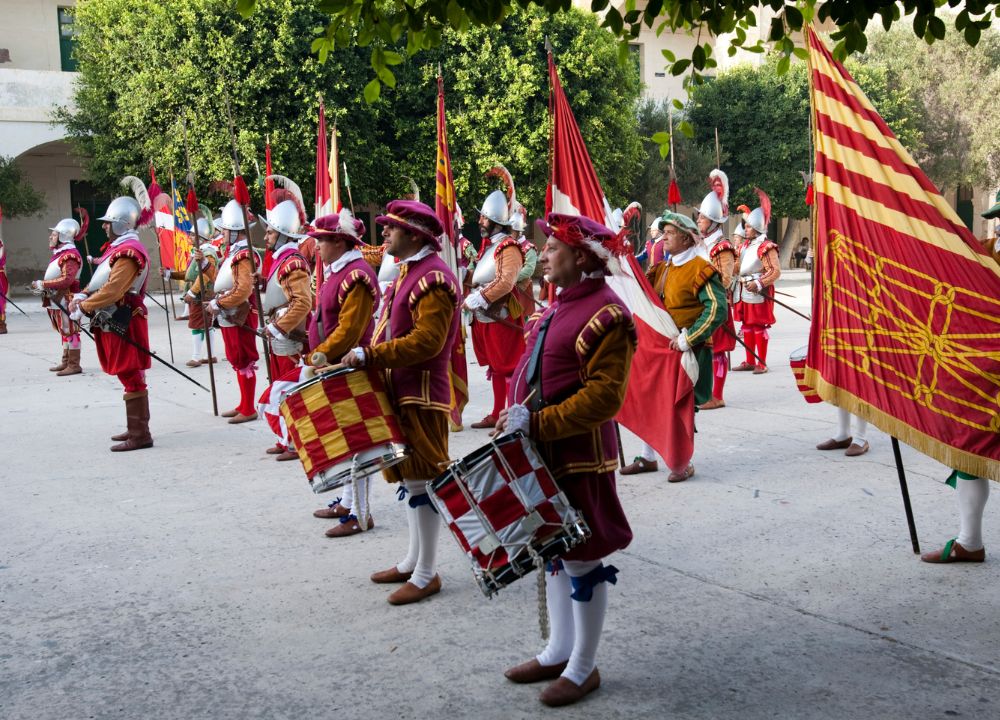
806,370,1000,482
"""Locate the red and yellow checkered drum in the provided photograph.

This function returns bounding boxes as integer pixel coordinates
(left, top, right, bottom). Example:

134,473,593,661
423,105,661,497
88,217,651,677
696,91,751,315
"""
279,367,409,493
790,345,822,404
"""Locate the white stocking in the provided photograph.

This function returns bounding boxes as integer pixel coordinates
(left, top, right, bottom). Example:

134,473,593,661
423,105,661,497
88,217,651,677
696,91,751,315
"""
191,332,204,362
851,416,868,446
409,479,440,589
834,407,851,442
395,480,422,575
639,442,657,463
536,568,574,667
340,481,354,513
957,477,990,551
563,558,609,686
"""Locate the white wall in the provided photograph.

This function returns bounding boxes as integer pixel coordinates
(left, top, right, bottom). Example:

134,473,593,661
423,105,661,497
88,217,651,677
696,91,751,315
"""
0,0,75,72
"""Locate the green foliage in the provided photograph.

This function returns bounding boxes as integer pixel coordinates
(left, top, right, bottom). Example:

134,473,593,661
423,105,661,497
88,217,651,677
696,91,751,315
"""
859,26,1000,189
686,51,925,220
634,100,716,215
238,1,1000,97
60,1,641,220
0,156,47,218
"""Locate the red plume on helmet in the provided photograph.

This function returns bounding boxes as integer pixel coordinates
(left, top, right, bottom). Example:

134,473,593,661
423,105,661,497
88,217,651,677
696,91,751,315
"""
485,164,517,212
74,206,89,241
147,165,163,207
267,174,308,226
754,187,772,226
233,175,251,206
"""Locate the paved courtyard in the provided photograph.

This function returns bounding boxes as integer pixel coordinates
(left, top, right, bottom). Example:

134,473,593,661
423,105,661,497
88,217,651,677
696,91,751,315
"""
1,268,998,719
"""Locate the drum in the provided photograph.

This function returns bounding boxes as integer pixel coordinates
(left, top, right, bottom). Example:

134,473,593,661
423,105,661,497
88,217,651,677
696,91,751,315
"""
279,367,409,493
428,431,590,598
790,345,822,404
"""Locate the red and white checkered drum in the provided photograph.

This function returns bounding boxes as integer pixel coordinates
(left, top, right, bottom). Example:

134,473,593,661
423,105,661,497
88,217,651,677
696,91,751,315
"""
428,431,590,598
279,367,409,493
790,345,822,404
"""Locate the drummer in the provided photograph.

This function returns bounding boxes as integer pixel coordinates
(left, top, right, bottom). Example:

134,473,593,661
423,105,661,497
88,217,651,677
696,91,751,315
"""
306,210,382,538
342,199,461,606
498,213,636,707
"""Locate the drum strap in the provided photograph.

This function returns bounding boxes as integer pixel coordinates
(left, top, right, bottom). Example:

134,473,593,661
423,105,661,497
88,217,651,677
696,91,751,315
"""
525,310,554,411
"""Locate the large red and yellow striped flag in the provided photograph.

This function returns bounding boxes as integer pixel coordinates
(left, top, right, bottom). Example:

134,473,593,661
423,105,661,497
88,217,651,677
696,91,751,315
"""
805,27,1000,481
435,73,469,428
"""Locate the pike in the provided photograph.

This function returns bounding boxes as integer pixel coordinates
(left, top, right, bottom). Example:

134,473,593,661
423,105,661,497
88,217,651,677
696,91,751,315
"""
738,277,812,322
223,92,274,384
53,297,210,392
0,288,31,318
182,115,221,415
720,323,766,367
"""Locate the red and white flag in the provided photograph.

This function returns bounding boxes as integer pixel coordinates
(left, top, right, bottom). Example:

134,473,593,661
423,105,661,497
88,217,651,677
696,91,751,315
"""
547,53,697,473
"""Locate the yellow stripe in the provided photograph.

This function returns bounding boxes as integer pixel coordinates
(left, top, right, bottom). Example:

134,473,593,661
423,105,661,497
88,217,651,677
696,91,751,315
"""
815,172,1000,274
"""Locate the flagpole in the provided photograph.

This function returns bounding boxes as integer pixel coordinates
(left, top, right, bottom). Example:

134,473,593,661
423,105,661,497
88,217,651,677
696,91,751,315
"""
891,437,920,554
167,171,180,322
669,108,678,212
155,172,175,363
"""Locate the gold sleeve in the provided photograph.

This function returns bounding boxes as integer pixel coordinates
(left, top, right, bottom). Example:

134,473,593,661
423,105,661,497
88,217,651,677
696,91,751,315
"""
273,268,313,334
81,258,139,312
310,284,375,362
365,287,454,369
217,257,253,309
480,245,523,304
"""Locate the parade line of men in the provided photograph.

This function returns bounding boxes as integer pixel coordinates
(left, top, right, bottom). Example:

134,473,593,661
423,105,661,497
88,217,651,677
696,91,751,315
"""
18,170,995,708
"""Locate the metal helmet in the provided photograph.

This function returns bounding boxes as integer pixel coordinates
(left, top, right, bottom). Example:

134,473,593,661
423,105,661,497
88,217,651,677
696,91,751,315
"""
198,242,219,261
733,224,746,238
698,191,726,225
49,218,81,245
509,209,527,233
217,199,247,232
649,216,662,236
746,207,767,235
610,208,624,230
98,196,141,235
260,199,306,241
479,189,510,226
196,217,212,239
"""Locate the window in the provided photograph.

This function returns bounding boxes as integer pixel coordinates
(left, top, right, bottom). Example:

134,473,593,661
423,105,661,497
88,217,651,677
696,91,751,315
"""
628,43,642,83
58,7,78,72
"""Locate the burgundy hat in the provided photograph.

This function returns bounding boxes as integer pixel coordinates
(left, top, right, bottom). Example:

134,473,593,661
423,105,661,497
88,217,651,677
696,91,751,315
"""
376,199,444,250
308,210,366,247
535,212,621,270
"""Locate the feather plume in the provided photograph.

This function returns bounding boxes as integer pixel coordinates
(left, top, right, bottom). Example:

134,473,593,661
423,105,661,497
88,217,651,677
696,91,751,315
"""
200,206,215,233
754,187,772,227
622,201,642,241
267,174,307,224
485,165,516,209
402,176,420,203
233,176,251,206
186,188,199,216
74,206,89,241
709,169,729,213
120,175,154,227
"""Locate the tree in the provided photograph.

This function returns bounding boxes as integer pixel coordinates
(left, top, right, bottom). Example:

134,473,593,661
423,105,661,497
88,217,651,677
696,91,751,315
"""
633,99,716,215
686,51,925,221
0,156,46,218
860,26,1000,190
238,1,1000,100
60,1,641,221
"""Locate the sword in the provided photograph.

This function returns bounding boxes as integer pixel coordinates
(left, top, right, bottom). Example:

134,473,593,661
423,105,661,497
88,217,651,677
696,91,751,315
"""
0,288,32,319
720,323,765,367
739,277,812,321
55,298,210,392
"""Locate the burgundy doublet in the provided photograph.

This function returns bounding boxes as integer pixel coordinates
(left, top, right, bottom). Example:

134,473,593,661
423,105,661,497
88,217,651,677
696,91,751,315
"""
307,257,379,351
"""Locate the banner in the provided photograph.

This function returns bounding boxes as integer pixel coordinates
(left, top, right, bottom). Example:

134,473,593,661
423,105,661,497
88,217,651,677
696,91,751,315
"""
806,27,1000,480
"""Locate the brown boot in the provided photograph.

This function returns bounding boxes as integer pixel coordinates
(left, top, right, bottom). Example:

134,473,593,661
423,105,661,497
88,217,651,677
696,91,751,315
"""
56,349,82,376
0,318,6,334
111,391,154,452
50,349,69,372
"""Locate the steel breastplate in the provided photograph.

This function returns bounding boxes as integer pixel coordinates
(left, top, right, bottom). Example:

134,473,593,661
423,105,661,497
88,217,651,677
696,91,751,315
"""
44,258,64,282
471,242,500,287
86,257,113,293
735,241,765,304
215,255,236,294
263,271,288,313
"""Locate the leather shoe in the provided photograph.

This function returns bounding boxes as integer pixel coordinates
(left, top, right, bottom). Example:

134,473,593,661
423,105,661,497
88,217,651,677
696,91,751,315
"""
314,503,349,519
816,437,852,451
275,450,298,461
845,441,869,457
539,668,601,707
325,515,374,537
110,430,129,441
732,361,755,371
752,364,769,374
387,575,441,605
620,457,657,475
185,359,201,368
228,412,258,424
265,444,286,455
470,415,498,429
370,566,413,584
505,658,568,684
921,539,985,564
668,464,695,483
698,397,725,410
199,357,218,365
221,409,239,418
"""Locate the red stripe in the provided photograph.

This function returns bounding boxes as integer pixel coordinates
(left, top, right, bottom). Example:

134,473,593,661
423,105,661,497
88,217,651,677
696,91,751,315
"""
815,111,938,195
817,155,972,240
811,69,895,139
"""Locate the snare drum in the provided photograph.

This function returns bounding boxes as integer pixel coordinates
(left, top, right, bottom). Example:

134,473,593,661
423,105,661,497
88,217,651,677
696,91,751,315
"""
279,367,409,493
428,431,590,598
790,345,822,404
